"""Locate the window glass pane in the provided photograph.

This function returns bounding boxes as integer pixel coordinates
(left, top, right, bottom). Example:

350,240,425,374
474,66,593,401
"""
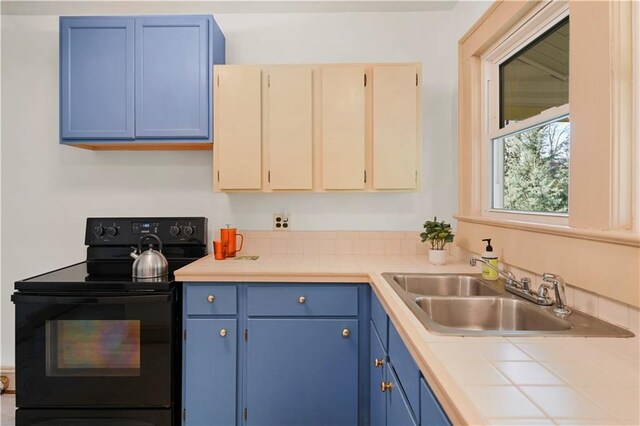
500,18,569,128
46,320,141,377
492,116,569,214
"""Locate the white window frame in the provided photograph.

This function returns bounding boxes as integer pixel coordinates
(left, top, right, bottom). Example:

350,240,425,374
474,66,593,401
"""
480,1,570,226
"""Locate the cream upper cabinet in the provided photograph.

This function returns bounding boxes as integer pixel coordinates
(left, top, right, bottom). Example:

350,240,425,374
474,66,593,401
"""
214,65,262,190
321,66,366,190
372,65,420,189
267,67,313,190
213,63,421,193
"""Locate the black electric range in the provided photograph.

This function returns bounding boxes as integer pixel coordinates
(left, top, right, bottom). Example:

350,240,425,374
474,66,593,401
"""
13,217,207,426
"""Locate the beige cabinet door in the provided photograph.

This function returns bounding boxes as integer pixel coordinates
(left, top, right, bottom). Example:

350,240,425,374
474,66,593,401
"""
321,66,366,190
372,65,419,189
215,65,262,190
267,67,313,190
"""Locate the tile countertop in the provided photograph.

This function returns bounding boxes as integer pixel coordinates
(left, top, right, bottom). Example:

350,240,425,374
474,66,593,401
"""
175,254,640,426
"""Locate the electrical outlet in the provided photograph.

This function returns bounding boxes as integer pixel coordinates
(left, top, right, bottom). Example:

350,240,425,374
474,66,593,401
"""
273,213,291,230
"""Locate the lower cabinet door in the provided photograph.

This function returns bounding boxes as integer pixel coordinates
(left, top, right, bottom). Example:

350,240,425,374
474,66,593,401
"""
184,318,237,426
246,318,359,426
386,363,417,426
420,377,451,426
370,323,387,426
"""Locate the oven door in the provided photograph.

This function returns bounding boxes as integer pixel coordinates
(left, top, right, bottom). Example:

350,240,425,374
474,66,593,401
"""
13,292,174,408
16,408,172,426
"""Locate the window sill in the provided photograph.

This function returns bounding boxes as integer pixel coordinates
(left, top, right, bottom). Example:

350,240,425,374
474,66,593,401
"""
455,215,640,248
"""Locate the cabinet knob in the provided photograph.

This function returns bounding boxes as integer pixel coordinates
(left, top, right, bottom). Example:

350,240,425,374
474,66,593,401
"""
381,381,392,393
298,296,306,304
374,358,385,368
342,328,350,338
219,329,227,337
207,294,215,303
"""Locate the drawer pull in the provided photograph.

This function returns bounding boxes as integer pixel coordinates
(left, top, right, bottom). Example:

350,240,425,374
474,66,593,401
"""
374,358,384,368
381,381,392,392
342,328,350,338
298,296,306,304
207,294,215,303
219,329,227,337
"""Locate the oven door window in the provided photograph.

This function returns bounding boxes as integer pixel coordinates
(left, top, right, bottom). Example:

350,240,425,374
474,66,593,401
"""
47,320,141,377
14,293,173,408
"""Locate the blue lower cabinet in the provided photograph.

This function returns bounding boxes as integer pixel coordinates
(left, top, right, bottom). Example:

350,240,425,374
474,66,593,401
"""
370,324,387,426
386,363,418,426
183,318,237,426
246,318,359,426
389,321,420,415
420,377,451,426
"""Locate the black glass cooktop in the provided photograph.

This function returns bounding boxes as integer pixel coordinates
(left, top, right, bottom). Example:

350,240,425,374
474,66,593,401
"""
15,262,177,292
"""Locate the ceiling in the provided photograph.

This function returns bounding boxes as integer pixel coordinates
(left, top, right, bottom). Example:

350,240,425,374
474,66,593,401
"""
1,0,460,15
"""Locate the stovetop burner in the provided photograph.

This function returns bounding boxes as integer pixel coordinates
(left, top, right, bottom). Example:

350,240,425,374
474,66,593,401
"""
15,217,207,293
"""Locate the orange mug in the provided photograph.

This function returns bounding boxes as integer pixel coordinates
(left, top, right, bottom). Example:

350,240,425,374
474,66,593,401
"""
213,240,227,260
220,227,243,258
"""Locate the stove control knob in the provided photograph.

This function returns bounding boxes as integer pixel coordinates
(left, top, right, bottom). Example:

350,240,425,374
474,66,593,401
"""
183,226,194,236
93,226,105,237
106,227,118,237
169,226,180,236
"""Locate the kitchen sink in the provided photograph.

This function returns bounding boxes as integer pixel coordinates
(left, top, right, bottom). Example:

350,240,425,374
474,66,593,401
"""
415,297,571,332
382,272,634,337
385,273,501,297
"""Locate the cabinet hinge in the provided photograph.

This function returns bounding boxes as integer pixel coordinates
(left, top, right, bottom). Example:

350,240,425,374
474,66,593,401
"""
183,329,187,341
268,75,270,88
217,75,220,87
364,74,367,87
416,73,419,87
183,409,187,421
415,170,418,183
364,170,367,183
217,170,220,182
244,329,248,341
244,408,248,421
268,170,271,183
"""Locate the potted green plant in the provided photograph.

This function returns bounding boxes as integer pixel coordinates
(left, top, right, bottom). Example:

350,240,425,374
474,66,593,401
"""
420,217,454,265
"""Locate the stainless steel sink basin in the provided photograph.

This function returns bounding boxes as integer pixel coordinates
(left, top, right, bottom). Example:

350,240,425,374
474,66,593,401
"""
415,297,571,332
382,272,634,337
386,273,501,297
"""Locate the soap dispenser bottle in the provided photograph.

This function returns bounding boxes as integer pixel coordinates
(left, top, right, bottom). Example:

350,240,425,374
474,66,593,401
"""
481,239,499,281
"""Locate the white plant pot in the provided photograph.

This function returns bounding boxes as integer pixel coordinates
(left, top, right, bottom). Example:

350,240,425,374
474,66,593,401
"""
428,249,447,265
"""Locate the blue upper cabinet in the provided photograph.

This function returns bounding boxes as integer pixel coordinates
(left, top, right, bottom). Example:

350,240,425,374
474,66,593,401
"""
135,16,210,139
60,15,225,149
60,17,135,140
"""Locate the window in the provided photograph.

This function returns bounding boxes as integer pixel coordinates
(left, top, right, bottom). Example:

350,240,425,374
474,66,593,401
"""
484,10,570,220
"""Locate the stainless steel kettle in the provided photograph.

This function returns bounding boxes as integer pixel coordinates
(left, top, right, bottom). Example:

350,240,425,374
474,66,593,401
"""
130,234,168,279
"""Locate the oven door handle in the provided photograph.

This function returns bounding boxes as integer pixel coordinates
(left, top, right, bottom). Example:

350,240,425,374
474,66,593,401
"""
11,293,172,304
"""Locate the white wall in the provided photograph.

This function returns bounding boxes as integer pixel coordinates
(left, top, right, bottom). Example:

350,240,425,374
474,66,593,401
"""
0,2,489,367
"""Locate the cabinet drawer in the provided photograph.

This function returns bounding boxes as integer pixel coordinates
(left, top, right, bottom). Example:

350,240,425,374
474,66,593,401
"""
185,284,237,315
247,285,358,317
389,321,420,416
371,292,388,350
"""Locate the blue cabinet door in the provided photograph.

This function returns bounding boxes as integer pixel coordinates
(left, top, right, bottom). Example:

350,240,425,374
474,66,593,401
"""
420,377,451,426
135,16,211,139
246,318,359,426
60,17,135,140
184,318,236,426
386,363,417,426
370,323,387,426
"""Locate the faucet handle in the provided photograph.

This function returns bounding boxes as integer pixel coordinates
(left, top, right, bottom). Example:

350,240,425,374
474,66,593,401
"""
520,277,531,292
543,272,558,283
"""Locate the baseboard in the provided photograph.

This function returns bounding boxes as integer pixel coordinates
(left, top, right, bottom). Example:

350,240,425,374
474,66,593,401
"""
0,368,15,393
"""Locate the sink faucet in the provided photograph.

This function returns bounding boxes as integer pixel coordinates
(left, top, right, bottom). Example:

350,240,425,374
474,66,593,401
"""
469,257,530,290
537,273,572,316
469,257,552,306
